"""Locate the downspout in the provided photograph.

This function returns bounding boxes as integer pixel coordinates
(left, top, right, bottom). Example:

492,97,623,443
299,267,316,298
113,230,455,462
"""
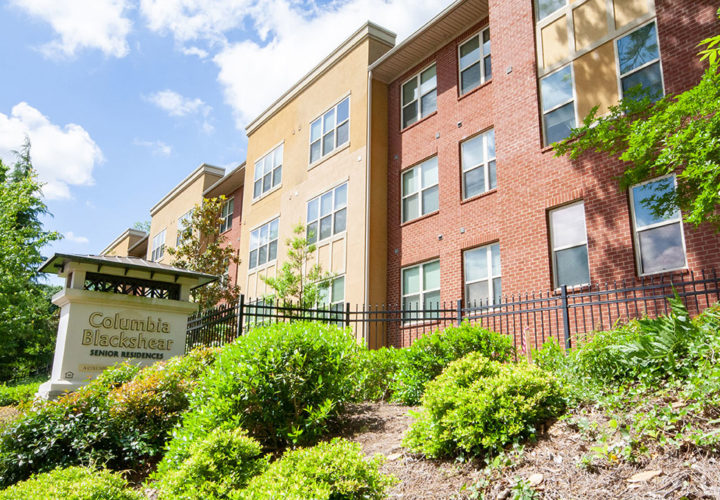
364,68,373,348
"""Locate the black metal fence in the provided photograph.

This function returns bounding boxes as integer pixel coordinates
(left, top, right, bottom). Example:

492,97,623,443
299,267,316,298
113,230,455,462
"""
186,270,720,355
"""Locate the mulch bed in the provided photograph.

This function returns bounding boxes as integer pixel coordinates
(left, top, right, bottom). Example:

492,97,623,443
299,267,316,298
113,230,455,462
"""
0,406,19,426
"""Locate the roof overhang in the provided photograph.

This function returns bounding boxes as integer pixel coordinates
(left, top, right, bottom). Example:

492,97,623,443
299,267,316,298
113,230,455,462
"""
150,163,225,216
370,0,489,83
204,163,246,199
100,228,148,256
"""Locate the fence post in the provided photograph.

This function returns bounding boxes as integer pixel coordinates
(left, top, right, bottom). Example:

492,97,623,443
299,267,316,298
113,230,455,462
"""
345,302,351,328
456,299,463,326
236,294,245,338
560,285,571,350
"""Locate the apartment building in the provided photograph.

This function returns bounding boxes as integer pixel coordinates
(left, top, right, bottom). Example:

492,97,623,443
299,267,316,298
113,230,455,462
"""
369,0,720,347
101,228,148,258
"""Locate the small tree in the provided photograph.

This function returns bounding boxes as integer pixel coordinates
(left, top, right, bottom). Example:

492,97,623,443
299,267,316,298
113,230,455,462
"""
168,196,240,309
261,223,333,308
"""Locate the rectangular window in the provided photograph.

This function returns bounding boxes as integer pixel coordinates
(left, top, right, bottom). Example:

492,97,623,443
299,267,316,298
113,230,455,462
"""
461,129,496,199
176,210,193,246
540,64,576,146
307,183,347,244
464,243,501,307
459,28,491,95
318,275,345,324
402,64,437,129
249,218,279,270
402,156,439,223
617,22,663,102
220,198,234,233
253,144,283,200
310,97,350,164
402,260,440,322
151,229,166,262
535,0,567,21
550,201,590,288
630,176,686,275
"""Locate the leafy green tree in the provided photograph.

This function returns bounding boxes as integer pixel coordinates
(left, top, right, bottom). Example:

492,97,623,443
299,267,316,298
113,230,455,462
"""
261,223,333,308
168,196,240,309
554,24,720,229
0,146,61,381
132,220,150,233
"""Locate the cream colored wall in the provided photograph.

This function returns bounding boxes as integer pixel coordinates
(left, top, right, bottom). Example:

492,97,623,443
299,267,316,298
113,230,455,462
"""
104,237,131,257
239,36,389,318
574,41,618,119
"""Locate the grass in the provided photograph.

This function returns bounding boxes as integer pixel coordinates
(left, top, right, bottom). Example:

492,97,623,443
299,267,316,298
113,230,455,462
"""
0,375,46,407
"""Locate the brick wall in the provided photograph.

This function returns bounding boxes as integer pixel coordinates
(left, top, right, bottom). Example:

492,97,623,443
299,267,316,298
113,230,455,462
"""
222,186,244,289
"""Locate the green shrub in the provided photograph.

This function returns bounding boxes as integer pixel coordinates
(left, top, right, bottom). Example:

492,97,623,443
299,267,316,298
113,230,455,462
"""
531,337,566,373
158,322,359,475
239,438,394,500
153,427,267,499
0,466,142,500
392,321,514,405
352,347,403,401
0,375,45,407
404,352,565,457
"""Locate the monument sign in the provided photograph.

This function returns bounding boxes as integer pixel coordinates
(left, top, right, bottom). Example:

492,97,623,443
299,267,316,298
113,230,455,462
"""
37,254,215,399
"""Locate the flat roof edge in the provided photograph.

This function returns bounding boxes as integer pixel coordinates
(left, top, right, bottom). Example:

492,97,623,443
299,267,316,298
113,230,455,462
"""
150,163,225,216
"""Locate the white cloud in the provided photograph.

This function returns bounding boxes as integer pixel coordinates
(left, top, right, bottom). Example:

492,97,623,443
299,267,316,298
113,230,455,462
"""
134,138,173,156
0,103,103,200
181,46,210,58
10,0,133,58
65,231,90,244
145,89,211,117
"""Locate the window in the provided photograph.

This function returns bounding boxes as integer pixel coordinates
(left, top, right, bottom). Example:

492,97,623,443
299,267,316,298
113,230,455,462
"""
151,229,166,262
630,176,686,275
550,202,590,288
307,183,347,244
461,129,496,199
617,22,663,102
459,28,491,95
464,243,501,307
253,144,283,199
540,64,576,146
249,218,279,270
220,198,234,233
402,64,437,129
402,260,440,322
318,276,345,324
176,210,192,246
310,97,350,164
402,156,439,223
536,0,566,21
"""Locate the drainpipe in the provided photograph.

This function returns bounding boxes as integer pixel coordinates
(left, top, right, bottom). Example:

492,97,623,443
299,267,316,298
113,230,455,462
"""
364,68,373,348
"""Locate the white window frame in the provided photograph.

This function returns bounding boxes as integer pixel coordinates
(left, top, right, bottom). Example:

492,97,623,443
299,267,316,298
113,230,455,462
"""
249,217,279,271
401,156,439,224
401,63,437,130
309,96,350,165
458,27,491,96
401,259,441,323
629,175,687,276
463,243,502,308
151,229,166,262
461,128,496,200
615,20,665,102
176,210,193,247
539,63,577,147
220,198,234,233
549,201,590,289
306,182,347,244
252,143,283,201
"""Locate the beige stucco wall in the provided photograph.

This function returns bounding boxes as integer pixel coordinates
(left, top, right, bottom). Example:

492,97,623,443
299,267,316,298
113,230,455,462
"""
102,231,146,258
574,41,619,119
573,0,608,51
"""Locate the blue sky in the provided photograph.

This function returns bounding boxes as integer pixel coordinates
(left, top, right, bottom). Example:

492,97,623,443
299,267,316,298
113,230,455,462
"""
0,0,452,268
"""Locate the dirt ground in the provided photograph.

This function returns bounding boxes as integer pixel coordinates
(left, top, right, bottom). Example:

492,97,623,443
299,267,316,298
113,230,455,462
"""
0,406,19,426
339,403,720,500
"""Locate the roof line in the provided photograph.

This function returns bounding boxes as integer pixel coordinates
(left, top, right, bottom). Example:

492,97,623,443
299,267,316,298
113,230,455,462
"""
203,162,246,197
150,163,225,216
100,228,147,256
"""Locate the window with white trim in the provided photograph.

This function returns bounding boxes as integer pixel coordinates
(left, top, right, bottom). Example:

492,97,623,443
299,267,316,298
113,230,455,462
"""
249,218,279,270
402,260,440,322
176,210,193,246
617,21,663,102
402,156,439,223
402,64,437,129
151,229,166,262
461,128,496,199
630,176,686,275
310,97,349,164
307,183,347,244
253,145,282,199
220,198,234,233
464,243,501,307
318,276,345,324
550,201,590,288
535,0,567,22
459,28,491,95
540,64,576,146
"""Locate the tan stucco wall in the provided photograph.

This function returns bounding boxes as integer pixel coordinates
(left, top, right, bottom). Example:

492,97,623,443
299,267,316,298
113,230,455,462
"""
615,0,650,29
574,41,619,120
541,15,569,68
573,0,608,51
104,237,131,257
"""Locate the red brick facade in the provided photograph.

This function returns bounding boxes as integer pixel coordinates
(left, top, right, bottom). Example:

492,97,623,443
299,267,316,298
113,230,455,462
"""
222,186,244,289
384,0,720,347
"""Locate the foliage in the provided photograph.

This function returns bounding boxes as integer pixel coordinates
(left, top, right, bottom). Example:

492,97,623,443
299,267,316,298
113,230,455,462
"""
153,427,268,500
698,8,720,64
0,149,62,381
260,223,332,308
239,438,394,500
404,353,565,457
0,348,216,488
391,321,515,405
0,466,142,500
530,337,565,373
351,346,403,402
132,220,151,233
0,375,46,407
158,322,360,474
169,196,240,309
554,27,720,228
